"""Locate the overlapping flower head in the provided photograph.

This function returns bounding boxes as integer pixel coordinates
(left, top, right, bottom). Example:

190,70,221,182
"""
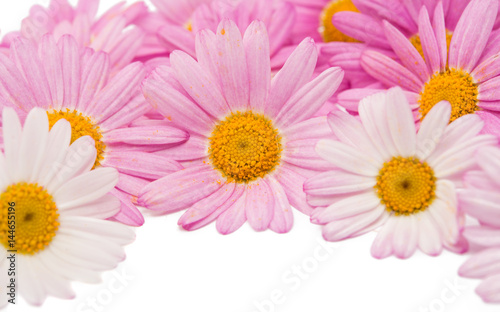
313,0,470,88
0,0,500,308
305,87,496,258
337,0,500,138
0,107,134,307
139,19,343,233
458,147,500,303
5,0,148,72
0,34,189,226
136,0,297,69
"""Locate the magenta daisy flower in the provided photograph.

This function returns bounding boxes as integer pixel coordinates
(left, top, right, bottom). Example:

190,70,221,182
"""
337,0,500,136
0,35,189,226
136,0,297,69
14,0,148,72
304,87,496,259
459,147,500,303
139,20,343,234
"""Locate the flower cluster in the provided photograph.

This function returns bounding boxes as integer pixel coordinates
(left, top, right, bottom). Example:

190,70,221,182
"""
0,0,500,307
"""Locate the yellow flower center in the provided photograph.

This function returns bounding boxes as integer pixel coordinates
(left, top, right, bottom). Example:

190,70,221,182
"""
0,183,59,255
419,68,478,122
47,109,106,169
375,157,436,215
208,111,282,183
409,31,453,62
319,0,359,43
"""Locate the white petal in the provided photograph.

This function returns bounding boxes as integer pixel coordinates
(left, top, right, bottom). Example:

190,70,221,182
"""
416,101,451,160
315,139,381,176
53,167,118,208
2,107,22,181
19,108,49,182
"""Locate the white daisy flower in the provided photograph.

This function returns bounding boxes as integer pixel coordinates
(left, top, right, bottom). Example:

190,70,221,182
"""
304,87,497,259
0,107,134,307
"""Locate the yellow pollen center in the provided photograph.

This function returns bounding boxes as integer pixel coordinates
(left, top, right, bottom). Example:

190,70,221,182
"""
0,183,59,255
320,0,359,43
375,157,436,215
47,109,106,169
410,31,453,62
419,68,479,122
208,111,282,183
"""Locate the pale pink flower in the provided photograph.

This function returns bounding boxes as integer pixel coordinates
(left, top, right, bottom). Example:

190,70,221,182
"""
136,0,297,69
139,20,343,234
458,146,500,303
0,107,134,307
0,34,189,226
8,0,148,72
304,87,496,259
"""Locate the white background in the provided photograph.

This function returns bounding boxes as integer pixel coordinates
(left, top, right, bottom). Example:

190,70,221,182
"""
0,0,498,311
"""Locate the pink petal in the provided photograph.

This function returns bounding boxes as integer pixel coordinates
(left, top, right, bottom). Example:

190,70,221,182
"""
265,38,317,118
417,211,444,256
418,6,441,74
141,66,214,135
104,126,188,145
108,189,144,226
274,164,314,215
87,62,146,122
361,50,423,93
138,164,223,212
183,183,246,231
77,51,109,111
459,247,500,278
215,20,249,112
464,226,500,248
103,151,183,180
178,182,236,228
267,176,294,234
385,87,417,157
245,179,274,231
170,50,230,119
476,274,500,303
243,20,270,113
432,1,448,70
448,0,498,72
58,35,81,110
38,35,64,110
216,186,247,234
275,67,343,128
383,20,428,83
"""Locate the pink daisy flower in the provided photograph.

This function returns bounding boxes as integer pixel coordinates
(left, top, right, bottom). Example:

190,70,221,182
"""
136,0,297,69
337,0,500,137
134,0,214,58
0,34,189,226
304,87,496,259
458,146,500,303
11,0,148,72
0,107,134,307
287,0,465,45
139,20,343,234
